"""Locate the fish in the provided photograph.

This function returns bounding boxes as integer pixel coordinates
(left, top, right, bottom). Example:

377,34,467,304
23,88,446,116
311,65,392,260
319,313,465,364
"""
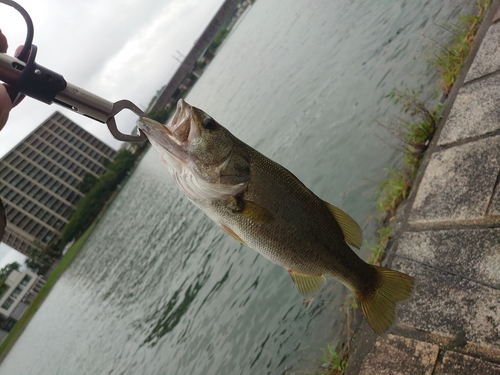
137,99,414,334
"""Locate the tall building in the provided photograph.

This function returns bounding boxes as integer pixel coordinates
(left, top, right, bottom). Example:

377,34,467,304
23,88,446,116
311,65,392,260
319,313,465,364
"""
0,112,116,254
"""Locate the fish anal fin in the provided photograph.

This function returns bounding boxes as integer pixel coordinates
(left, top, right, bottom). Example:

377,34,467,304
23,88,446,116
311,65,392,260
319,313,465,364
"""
221,224,246,245
323,201,363,249
355,265,414,334
288,270,326,298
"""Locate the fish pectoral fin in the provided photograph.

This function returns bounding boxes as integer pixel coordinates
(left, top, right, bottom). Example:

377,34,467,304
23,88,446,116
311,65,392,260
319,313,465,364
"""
288,270,326,297
323,201,363,249
221,224,246,245
240,199,274,223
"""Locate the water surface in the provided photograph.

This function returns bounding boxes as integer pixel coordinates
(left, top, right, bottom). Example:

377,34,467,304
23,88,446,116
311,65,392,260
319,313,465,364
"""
0,0,471,373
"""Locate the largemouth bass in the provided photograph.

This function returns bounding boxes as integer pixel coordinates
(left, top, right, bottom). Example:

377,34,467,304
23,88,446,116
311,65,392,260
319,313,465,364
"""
138,99,413,334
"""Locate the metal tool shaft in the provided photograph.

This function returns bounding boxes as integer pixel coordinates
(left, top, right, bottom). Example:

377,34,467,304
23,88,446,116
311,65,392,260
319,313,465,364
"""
0,52,147,142
0,52,113,122
54,83,113,124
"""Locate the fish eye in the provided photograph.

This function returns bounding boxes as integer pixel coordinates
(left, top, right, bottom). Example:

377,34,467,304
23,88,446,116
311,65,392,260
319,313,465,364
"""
202,117,217,131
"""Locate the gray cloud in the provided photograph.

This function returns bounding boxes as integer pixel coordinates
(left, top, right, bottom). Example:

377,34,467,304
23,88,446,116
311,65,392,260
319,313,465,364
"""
0,0,226,156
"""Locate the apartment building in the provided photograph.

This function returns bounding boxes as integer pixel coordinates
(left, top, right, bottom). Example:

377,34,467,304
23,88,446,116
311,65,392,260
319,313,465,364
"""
0,269,44,337
0,112,116,254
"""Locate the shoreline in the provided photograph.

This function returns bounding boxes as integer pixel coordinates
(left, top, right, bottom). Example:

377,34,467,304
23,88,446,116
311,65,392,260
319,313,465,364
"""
344,1,500,373
0,145,151,363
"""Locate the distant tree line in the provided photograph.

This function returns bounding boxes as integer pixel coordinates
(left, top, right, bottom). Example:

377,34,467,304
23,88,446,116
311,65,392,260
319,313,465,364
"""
145,29,231,126
60,149,138,243
25,241,56,275
209,29,230,52
147,110,170,124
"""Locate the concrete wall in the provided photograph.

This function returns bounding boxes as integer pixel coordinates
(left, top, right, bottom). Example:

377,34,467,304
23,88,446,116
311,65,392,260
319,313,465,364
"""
150,0,238,113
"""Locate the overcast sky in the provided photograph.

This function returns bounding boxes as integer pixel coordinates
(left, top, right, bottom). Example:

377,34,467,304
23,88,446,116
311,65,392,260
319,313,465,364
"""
0,0,227,267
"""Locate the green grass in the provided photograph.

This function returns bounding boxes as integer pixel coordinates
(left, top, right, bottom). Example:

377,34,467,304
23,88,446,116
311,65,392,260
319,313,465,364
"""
432,0,490,93
376,168,411,214
373,90,443,213
367,224,392,265
301,343,347,375
369,90,442,264
369,0,489,263
319,344,347,375
0,220,98,360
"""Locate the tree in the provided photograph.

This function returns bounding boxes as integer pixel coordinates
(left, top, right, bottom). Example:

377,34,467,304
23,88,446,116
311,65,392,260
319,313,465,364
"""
102,158,112,168
209,29,230,52
0,262,20,281
148,110,169,124
129,140,149,155
24,247,52,275
61,149,139,242
78,173,99,193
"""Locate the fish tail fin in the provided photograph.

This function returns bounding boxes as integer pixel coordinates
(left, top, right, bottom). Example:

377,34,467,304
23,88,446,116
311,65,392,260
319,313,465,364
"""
355,265,414,334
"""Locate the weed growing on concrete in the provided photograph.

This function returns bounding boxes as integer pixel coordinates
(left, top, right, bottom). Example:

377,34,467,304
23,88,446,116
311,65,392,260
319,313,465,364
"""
376,168,411,214
300,343,347,375
432,0,491,93
300,342,349,375
367,224,392,265
375,89,442,208
369,0,490,264
370,89,442,263
370,88,441,264
319,344,347,375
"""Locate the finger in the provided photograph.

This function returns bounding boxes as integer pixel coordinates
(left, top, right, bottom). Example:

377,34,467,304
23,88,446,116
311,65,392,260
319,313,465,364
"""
15,45,23,57
0,84,13,131
0,30,8,53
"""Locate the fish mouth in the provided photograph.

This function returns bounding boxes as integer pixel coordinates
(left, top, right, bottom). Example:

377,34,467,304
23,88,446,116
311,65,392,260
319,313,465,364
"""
138,99,199,146
137,99,200,170
168,99,196,143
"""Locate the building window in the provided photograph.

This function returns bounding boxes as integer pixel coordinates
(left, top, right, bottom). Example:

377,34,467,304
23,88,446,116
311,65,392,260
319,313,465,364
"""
11,286,23,299
1,297,15,310
20,275,32,286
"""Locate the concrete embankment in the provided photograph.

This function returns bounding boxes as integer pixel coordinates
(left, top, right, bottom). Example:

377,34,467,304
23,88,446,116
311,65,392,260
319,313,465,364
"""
346,2,500,374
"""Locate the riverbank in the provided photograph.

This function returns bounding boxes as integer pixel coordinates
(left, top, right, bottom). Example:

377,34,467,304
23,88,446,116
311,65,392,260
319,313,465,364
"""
0,145,150,363
345,1,500,373
0,220,97,362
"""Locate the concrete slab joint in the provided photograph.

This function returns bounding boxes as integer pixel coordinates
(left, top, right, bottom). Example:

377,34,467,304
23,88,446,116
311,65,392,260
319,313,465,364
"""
439,74,500,145
358,334,439,375
437,351,500,375
465,22,500,83
410,136,500,224
393,229,500,348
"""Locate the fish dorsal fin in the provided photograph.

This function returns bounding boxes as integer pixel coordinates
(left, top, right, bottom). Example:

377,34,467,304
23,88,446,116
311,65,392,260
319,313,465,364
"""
240,199,274,223
288,270,326,297
323,201,363,249
221,224,246,245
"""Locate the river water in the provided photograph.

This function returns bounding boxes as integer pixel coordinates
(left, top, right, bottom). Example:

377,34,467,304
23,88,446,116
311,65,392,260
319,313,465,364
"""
0,0,471,374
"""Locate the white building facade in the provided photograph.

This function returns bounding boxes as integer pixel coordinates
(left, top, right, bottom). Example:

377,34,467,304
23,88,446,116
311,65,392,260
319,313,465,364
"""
0,269,44,320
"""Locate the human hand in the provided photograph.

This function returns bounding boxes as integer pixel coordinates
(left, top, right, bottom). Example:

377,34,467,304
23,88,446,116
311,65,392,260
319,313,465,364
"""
0,30,10,240
0,29,12,131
